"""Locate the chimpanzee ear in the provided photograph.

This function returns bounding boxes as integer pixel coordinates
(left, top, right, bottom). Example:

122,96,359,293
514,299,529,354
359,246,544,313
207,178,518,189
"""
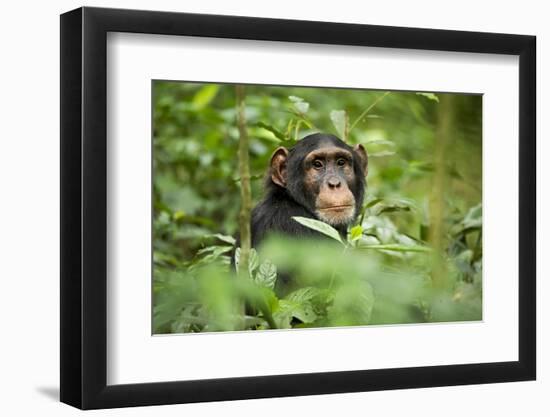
353,143,368,175
270,147,289,187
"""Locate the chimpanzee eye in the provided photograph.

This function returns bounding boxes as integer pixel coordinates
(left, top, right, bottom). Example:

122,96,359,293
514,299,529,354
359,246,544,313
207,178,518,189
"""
337,158,347,167
312,160,324,169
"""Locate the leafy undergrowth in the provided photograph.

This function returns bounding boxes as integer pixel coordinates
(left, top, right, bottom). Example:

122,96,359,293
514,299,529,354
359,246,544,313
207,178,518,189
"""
153,202,482,333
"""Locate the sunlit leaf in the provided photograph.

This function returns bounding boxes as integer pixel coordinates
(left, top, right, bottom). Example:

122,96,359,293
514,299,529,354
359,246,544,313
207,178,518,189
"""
292,216,344,244
173,210,186,221
256,122,286,141
409,161,435,172
349,225,363,242
196,245,233,257
369,151,396,157
288,95,310,114
209,233,236,245
416,92,440,102
363,139,395,146
192,84,220,110
330,110,347,138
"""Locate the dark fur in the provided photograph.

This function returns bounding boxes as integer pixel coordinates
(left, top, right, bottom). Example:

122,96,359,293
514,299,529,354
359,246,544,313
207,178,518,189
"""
251,133,367,248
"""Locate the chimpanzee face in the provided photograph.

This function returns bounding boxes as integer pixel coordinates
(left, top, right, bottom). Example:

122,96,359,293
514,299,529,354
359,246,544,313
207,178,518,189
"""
303,144,359,225
269,134,368,227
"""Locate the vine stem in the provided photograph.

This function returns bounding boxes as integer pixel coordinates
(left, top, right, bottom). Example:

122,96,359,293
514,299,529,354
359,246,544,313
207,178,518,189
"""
349,91,391,133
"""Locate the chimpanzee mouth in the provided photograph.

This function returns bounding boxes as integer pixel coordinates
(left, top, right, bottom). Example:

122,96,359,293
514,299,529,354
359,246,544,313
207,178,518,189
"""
316,205,355,226
318,205,353,211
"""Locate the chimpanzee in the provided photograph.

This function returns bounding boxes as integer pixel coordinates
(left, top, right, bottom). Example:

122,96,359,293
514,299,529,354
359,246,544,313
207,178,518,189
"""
251,133,368,248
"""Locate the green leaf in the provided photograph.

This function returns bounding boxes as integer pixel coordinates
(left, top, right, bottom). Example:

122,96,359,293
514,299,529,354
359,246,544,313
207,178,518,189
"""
409,160,435,172
248,248,259,277
172,210,186,221
330,110,347,138
369,151,396,157
157,211,171,225
464,204,482,223
357,235,380,246
371,198,417,215
233,173,264,183
364,197,383,209
256,122,286,141
234,247,258,274
255,260,277,289
153,251,180,267
349,225,363,241
358,244,431,253
209,233,236,245
416,92,440,102
288,302,317,324
275,298,318,325
196,245,233,257
288,96,309,114
234,247,241,271
283,288,326,324
286,287,322,304
328,281,374,326
192,84,220,110
292,216,344,244
452,203,482,235
377,205,411,214
363,139,395,146
229,247,257,277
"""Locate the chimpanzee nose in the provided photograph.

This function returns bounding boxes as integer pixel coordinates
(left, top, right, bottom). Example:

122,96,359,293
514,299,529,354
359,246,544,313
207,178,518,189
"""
327,176,341,188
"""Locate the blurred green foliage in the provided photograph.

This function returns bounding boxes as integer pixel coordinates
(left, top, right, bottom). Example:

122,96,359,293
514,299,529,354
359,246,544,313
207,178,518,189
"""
153,81,482,334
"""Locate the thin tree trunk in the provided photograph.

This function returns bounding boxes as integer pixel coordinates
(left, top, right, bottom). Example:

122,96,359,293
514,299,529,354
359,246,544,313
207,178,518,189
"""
429,94,453,288
236,85,252,276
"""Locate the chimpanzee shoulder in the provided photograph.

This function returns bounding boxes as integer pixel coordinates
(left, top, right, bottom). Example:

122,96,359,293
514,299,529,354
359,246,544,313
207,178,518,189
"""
250,184,321,247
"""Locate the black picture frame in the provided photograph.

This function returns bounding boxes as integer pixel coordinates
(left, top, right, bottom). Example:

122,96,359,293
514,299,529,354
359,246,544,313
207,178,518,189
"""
60,6,536,410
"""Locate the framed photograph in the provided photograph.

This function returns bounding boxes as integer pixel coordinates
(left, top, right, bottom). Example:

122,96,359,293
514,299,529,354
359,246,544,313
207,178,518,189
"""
60,6,536,410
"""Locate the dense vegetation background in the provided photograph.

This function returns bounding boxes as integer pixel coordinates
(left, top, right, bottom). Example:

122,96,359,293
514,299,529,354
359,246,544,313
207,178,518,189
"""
152,81,482,334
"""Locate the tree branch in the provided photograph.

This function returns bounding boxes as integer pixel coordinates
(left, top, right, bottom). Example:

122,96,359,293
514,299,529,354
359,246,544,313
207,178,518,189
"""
236,85,252,276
